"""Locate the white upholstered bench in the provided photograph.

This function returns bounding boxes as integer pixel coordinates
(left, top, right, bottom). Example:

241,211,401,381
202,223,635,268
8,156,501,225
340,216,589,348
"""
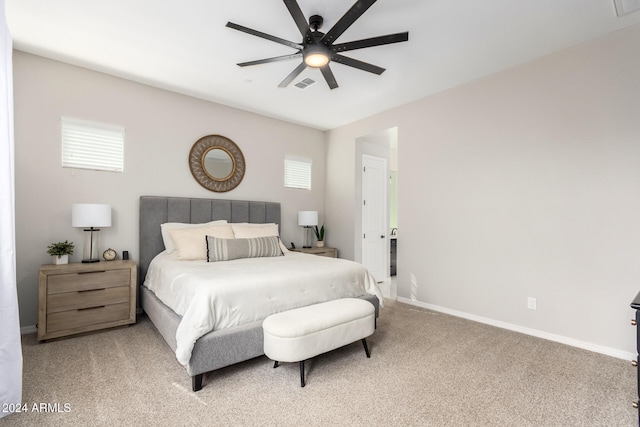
262,298,375,387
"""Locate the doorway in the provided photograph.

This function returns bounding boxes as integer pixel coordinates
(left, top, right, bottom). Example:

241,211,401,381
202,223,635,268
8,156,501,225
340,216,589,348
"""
355,127,398,296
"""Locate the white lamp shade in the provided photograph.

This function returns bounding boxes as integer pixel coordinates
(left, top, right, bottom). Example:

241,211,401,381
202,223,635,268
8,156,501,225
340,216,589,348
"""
72,204,112,228
298,211,318,227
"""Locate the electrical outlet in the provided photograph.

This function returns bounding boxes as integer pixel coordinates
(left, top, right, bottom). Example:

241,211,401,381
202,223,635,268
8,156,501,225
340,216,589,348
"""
527,297,537,310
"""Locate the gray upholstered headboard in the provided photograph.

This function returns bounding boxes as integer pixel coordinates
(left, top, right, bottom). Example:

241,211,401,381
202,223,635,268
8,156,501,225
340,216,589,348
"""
139,196,281,284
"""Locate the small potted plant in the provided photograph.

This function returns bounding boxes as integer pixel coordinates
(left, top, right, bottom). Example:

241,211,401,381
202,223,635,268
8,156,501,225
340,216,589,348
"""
314,224,325,248
47,240,74,265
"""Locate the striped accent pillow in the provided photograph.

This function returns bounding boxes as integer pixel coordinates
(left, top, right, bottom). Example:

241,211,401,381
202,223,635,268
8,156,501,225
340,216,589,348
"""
206,235,283,262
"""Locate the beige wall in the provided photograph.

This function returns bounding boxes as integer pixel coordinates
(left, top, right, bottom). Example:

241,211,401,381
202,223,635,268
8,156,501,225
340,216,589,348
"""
13,51,326,328
327,24,640,356
14,22,640,357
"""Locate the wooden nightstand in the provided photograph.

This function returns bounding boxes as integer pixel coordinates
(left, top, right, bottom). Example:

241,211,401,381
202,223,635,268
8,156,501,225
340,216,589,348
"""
290,247,338,258
38,260,137,341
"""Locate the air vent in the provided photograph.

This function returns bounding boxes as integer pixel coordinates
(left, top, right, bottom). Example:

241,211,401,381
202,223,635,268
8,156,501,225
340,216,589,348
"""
294,78,316,89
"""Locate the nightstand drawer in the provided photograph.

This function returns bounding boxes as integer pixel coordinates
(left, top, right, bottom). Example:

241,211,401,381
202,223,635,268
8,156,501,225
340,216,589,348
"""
290,247,338,257
47,269,130,294
47,302,130,333
47,285,130,313
313,250,337,257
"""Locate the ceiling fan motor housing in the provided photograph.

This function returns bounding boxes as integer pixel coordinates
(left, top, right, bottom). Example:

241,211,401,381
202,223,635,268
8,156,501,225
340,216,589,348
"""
309,15,323,31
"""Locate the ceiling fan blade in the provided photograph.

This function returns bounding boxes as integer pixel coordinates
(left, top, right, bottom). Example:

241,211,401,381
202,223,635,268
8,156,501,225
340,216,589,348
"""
332,32,408,53
226,22,302,50
238,53,302,67
278,62,307,88
332,54,385,75
321,0,377,45
320,65,339,90
282,0,315,44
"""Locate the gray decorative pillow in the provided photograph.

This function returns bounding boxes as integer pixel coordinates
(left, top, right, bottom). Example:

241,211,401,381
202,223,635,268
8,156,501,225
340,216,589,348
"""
206,235,284,262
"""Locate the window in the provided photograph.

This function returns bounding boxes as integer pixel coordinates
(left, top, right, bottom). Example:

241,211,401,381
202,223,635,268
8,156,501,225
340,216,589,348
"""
284,156,312,190
61,117,125,172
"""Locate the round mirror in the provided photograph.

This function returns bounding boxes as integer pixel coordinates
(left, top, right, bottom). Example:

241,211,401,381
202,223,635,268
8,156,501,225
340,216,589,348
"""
189,135,245,192
203,148,234,180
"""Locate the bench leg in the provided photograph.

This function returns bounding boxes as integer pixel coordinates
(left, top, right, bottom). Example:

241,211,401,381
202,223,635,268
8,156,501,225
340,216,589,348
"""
192,374,203,392
300,361,305,387
362,338,371,358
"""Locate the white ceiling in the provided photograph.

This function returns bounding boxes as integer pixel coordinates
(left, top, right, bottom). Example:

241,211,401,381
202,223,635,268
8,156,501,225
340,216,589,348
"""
6,0,640,130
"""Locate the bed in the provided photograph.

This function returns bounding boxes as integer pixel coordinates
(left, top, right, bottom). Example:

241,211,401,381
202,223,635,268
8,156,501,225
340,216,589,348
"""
139,196,382,391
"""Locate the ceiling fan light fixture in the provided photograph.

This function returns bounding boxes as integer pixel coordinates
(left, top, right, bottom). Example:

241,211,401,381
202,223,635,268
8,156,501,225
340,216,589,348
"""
303,45,330,68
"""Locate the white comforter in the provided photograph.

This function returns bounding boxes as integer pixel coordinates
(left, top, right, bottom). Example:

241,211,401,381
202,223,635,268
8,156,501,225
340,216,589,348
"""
143,251,383,365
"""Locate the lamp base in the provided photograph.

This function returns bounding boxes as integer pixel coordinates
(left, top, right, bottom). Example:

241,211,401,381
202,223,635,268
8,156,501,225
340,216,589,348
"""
303,226,313,248
82,228,101,263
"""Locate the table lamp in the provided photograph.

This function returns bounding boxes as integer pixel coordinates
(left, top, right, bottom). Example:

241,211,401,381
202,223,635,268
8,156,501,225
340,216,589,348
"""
72,203,111,263
298,211,318,248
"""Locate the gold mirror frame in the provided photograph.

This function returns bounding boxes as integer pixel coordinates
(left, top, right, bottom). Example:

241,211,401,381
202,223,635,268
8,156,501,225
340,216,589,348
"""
189,135,245,192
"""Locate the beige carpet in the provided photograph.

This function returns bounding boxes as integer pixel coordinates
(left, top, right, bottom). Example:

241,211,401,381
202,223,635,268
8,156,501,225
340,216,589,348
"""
4,300,636,426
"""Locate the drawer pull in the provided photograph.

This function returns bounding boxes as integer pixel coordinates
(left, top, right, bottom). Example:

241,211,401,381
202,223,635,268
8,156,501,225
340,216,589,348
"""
77,288,106,293
77,306,105,311
77,270,106,275
632,319,637,326
633,401,639,409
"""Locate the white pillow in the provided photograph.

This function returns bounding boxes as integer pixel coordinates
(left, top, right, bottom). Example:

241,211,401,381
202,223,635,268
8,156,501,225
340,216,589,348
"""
231,223,290,253
161,220,227,254
168,224,235,260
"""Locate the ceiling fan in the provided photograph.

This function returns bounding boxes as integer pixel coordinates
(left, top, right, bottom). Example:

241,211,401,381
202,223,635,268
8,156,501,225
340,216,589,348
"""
226,0,409,90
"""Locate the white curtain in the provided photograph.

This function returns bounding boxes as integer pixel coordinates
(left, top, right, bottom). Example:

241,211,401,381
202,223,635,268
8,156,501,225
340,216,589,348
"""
0,0,23,418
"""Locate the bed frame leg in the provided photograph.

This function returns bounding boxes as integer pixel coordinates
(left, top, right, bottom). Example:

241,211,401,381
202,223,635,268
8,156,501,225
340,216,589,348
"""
192,374,203,392
362,338,371,358
299,361,305,387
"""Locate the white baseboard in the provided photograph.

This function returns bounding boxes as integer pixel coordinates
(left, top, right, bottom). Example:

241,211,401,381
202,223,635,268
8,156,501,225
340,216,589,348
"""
22,298,634,360
21,325,37,335
397,297,635,361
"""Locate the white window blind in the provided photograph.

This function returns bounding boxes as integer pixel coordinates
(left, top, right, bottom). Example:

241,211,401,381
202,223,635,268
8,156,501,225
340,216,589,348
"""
284,156,312,190
61,117,125,172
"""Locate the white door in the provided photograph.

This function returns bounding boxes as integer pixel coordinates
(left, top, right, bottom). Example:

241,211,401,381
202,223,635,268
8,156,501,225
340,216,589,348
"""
361,155,388,282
